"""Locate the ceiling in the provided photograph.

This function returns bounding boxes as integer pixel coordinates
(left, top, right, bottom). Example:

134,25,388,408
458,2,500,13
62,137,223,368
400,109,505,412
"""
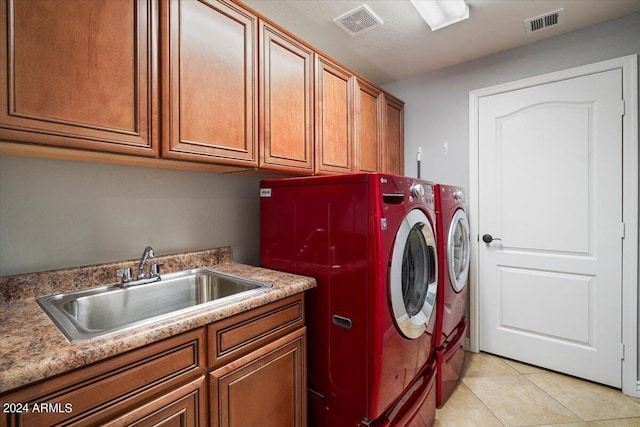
243,0,640,85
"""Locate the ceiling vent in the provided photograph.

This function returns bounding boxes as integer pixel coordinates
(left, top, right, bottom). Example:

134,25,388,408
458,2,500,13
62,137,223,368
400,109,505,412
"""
525,8,564,33
334,5,383,36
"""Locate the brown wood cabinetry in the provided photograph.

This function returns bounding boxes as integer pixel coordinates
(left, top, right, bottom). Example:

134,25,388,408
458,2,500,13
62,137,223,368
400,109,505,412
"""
103,377,206,427
0,328,206,427
354,78,383,173
315,56,354,174
259,21,314,173
382,93,405,175
208,295,306,426
0,0,403,174
210,329,306,427
0,0,158,156
0,295,306,427
161,0,258,166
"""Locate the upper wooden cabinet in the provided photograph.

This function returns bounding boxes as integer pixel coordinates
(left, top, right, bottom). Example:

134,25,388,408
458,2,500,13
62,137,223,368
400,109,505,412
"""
315,56,354,174
382,93,405,175
259,21,314,173
354,78,382,173
0,0,157,156
0,0,403,174
161,0,258,166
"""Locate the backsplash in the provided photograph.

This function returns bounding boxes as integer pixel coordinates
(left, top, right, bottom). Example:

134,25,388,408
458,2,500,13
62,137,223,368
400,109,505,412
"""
0,246,233,303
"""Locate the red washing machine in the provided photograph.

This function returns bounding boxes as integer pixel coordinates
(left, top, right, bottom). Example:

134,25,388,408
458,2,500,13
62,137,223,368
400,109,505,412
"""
433,184,471,408
260,173,438,426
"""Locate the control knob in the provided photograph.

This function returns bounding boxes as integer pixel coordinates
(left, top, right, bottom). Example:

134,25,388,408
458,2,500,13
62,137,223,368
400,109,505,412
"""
410,183,424,198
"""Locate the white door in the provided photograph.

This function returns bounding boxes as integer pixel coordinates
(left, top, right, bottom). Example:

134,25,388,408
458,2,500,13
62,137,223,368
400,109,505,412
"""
478,69,624,387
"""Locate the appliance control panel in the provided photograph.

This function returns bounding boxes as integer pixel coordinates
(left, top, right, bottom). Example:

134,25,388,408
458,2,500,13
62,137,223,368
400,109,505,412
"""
409,181,434,204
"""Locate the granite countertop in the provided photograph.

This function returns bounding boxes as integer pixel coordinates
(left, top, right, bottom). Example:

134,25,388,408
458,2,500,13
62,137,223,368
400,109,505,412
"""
0,247,316,394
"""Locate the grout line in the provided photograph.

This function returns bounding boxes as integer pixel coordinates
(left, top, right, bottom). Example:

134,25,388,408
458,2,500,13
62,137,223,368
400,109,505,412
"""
519,372,585,423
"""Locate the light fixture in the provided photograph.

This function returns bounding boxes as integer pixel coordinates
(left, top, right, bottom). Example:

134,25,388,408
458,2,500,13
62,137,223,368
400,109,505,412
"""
410,0,469,31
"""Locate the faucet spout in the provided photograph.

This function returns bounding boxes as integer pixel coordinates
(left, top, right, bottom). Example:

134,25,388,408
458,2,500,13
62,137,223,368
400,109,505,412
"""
137,246,155,279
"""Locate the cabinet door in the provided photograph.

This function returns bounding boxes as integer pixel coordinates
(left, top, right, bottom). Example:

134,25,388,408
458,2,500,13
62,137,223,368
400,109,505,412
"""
354,78,382,173
0,0,157,156
315,56,353,174
259,22,314,173
382,93,405,175
2,328,205,427
103,377,206,427
210,328,306,427
162,0,257,166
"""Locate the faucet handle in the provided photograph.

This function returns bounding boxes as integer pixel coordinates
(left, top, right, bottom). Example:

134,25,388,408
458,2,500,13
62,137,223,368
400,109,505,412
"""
149,262,164,277
117,267,132,284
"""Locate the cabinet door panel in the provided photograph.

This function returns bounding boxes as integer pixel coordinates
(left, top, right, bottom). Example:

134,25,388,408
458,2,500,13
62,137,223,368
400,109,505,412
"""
315,56,353,174
210,328,306,427
163,0,257,166
259,22,314,173
355,79,382,172
383,94,404,175
103,377,206,427
0,0,157,155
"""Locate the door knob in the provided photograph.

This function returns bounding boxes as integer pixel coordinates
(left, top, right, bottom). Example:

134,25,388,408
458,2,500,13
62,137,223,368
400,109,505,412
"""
482,234,502,244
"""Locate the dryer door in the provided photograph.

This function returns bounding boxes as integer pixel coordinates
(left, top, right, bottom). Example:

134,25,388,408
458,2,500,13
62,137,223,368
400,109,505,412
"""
389,209,438,339
448,209,471,292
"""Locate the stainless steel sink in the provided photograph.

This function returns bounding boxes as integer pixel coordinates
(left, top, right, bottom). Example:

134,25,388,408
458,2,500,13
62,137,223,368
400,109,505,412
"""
37,268,271,342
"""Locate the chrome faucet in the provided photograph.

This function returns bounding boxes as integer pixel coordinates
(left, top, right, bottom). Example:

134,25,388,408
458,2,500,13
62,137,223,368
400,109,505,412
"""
117,246,162,288
137,246,155,279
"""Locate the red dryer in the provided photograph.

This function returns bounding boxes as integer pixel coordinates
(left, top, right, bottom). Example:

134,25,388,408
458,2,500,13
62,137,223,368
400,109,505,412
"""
433,184,471,408
260,173,439,426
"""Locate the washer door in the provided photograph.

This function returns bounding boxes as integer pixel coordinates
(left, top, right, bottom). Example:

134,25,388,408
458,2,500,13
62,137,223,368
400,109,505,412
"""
448,209,471,292
389,209,438,339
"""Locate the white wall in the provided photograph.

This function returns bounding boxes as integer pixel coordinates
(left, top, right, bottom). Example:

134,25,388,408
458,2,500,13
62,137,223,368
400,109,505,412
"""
0,155,264,276
384,12,640,189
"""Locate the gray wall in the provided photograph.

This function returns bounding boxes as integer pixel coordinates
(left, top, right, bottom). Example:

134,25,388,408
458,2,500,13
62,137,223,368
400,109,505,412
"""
383,11,640,391
0,155,264,276
384,12,640,189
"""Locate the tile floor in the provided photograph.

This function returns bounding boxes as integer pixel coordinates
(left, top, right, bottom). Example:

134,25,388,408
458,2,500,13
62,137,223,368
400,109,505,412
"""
435,351,640,426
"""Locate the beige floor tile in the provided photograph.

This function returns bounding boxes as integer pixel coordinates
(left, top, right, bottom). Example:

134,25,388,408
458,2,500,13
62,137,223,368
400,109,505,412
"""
537,424,586,426
526,372,640,421
434,383,503,427
501,357,549,375
463,374,581,426
585,419,640,426
462,351,520,378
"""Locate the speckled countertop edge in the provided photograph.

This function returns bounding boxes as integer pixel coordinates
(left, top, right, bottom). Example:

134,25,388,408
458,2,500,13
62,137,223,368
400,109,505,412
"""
0,249,316,394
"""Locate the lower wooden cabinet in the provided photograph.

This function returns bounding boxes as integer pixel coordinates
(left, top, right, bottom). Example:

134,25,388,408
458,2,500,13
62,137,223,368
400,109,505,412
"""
210,328,306,427
0,328,206,427
103,377,206,427
0,294,306,427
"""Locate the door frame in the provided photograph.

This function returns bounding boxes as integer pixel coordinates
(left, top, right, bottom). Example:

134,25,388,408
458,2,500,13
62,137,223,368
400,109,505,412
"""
468,55,638,396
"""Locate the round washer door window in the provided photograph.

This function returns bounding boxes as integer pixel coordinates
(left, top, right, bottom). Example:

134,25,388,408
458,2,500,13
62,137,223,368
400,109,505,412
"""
389,209,438,339
448,209,470,292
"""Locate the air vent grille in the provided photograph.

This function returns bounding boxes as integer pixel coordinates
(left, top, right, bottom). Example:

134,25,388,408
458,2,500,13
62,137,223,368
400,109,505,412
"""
334,5,383,36
525,8,564,33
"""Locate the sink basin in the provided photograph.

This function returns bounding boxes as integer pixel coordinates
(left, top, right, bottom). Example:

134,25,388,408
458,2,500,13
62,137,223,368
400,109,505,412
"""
37,268,271,342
